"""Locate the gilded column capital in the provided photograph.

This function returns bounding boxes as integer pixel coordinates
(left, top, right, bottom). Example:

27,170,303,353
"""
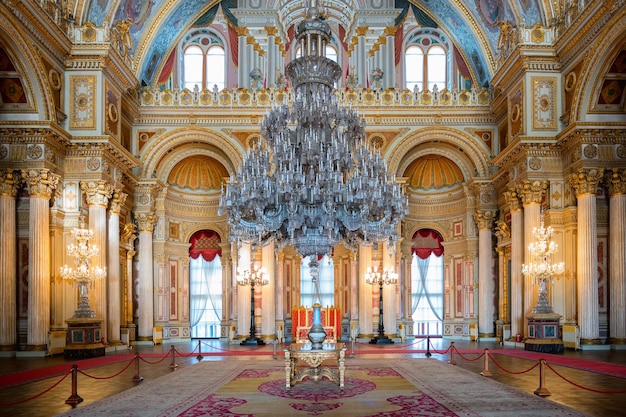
121,223,137,244
504,189,522,211
134,212,157,233
516,179,547,205
81,180,114,207
605,168,626,196
21,168,59,198
265,26,278,36
473,209,496,231
0,169,20,197
235,27,249,36
110,190,128,214
569,168,605,197
355,26,368,36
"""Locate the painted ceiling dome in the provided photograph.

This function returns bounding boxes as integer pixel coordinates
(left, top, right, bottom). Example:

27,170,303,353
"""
167,155,228,191
404,155,464,190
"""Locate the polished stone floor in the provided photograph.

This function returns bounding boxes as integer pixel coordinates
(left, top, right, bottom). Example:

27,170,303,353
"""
1,338,625,417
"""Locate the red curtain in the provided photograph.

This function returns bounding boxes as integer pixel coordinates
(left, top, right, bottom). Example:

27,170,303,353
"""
411,229,443,259
157,49,176,85
228,25,239,67
189,230,222,262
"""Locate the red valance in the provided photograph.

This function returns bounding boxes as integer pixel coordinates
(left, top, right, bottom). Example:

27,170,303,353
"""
189,230,222,262
411,229,443,259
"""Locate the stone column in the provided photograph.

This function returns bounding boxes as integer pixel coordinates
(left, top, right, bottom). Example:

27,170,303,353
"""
517,179,547,333
81,180,113,341
134,212,157,341
505,188,524,339
236,27,249,89
107,190,127,345
382,243,397,337
0,170,19,350
356,27,368,88
473,209,496,337
606,168,626,345
237,243,251,339
569,168,604,345
22,168,59,350
349,251,359,337
384,26,397,89
275,251,285,341
219,243,232,330
261,242,275,339
358,245,374,337
120,224,137,336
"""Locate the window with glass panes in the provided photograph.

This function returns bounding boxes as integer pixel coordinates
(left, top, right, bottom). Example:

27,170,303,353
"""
182,31,225,91
404,30,449,92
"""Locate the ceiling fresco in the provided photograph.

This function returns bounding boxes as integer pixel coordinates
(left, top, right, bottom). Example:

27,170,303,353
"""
79,0,546,88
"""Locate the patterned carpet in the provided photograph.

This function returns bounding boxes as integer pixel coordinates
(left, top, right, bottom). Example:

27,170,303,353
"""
55,358,590,417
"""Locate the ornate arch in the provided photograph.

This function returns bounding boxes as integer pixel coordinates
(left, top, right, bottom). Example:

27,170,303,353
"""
139,126,243,180
184,222,229,244
0,11,53,121
386,126,491,180
572,8,626,123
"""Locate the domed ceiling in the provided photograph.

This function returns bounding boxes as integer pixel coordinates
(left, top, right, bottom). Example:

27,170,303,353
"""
403,155,464,190
167,155,228,191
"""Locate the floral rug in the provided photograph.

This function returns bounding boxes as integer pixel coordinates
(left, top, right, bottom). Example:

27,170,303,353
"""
56,358,590,417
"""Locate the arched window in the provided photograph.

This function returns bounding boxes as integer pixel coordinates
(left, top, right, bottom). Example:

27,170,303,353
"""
182,31,225,91
300,255,335,307
404,30,449,91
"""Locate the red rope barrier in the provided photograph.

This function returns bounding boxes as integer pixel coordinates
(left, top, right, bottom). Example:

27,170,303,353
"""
426,338,451,355
545,362,626,394
487,352,539,375
138,351,171,365
0,370,71,406
77,357,136,379
451,345,485,362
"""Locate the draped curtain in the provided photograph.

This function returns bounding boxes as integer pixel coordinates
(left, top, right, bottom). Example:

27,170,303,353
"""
190,256,223,338
189,229,223,338
411,229,444,334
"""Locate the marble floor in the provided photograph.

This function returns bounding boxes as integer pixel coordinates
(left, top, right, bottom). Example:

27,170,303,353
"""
1,338,625,417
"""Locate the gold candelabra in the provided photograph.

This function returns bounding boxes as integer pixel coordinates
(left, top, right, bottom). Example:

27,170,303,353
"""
237,261,268,345
59,225,106,318
365,262,398,344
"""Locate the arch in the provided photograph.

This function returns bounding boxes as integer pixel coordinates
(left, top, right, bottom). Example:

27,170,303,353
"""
184,223,229,244
189,229,222,261
0,11,54,121
386,127,491,180
139,126,243,180
572,9,626,123
407,222,451,244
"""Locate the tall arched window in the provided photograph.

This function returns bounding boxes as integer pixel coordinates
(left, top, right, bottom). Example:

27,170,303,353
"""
300,255,335,307
404,30,449,91
411,229,444,337
182,31,225,91
189,230,223,338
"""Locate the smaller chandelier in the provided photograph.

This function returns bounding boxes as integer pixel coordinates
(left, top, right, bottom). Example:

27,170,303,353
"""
521,215,564,314
237,262,269,287
365,264,399,286
60,225,106,319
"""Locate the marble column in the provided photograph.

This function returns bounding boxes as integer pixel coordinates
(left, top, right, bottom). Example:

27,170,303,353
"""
474,209,496,337
569,168,604,344
275,251,285,341
237,243,251,339
134,212,157,341
219,243,232,331
0,170,19,350
22,168,59,350
356,27,368,88
606,168,626,344
382,243,397,337
261,243,275,339
505,189,524,339
358,245,374,337
236,27,249,89
120,224,137,332
517,179,547,334
107,190,127,345
81,180,113,342
384,26,397,89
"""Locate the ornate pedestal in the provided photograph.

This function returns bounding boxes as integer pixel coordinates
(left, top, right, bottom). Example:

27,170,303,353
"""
64,318,105,359
525,313,564,354
285,343,346,391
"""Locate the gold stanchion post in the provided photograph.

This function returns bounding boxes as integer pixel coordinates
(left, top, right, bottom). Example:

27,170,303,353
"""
131,353,144,382
65,364,83,405
196,339,203,361
534,359,551,397
168,345,178,369
448,342,457,365
480,348,492,376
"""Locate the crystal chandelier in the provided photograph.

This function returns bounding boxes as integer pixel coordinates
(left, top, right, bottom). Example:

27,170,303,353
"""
219,0,407,262
59,224,106,319
521,215,565,314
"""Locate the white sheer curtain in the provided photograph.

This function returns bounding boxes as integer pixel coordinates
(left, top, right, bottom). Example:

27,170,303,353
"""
300,255,334,307
411,253,444,335
190,255,223,338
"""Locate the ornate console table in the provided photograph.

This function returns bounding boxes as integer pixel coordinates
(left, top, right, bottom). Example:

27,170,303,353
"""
284,343,346,391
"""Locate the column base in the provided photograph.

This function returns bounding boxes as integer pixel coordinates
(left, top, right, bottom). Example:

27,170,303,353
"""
369,335,394,345
524,339,564,354
240,337,265,346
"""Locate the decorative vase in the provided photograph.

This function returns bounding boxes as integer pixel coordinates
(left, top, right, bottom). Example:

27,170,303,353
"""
308,303,327,350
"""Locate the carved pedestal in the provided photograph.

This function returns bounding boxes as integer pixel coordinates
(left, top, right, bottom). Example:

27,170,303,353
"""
64,318,105,359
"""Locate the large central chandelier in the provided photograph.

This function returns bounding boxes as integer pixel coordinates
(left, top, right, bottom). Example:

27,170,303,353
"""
219,0,407,261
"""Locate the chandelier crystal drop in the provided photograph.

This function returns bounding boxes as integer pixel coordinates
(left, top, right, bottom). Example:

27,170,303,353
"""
521,215,565,314
219,0,407,258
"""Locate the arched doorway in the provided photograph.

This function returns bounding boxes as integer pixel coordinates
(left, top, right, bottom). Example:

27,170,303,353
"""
189,230,223,338
411,229,444,337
